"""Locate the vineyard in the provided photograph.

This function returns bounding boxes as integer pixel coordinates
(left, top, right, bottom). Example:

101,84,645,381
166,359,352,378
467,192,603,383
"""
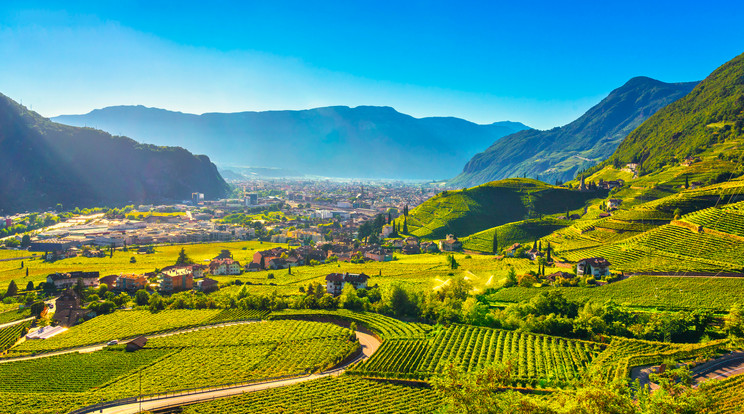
701,373,744,414
269,309,430,339
0,348,170,392
182,376,441,414
589,337,730,381
0,321,30,353
0,320,359,413
682,203,744,237
6,309,260,354
460,219,567,253
349,324,603,387
0,308,31,325
148,320,351,348
488,276,744,311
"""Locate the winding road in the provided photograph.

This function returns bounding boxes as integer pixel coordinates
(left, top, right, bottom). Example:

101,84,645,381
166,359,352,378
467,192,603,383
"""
631,350,744,391
93,330,380,414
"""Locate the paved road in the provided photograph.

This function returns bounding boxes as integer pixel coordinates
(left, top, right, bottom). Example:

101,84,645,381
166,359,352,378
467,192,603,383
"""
0,320,259,364
631,351,744,391
96,330,381,414
692,351,744,384
0,316,34,330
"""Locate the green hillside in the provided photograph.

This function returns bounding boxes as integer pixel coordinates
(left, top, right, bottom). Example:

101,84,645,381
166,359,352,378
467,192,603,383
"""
542,182,744,273
605,52,744,176
460,218,568,253
451,77,697,187
407,178,602,240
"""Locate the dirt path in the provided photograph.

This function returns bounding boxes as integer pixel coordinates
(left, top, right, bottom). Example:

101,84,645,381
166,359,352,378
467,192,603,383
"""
95,330,381,414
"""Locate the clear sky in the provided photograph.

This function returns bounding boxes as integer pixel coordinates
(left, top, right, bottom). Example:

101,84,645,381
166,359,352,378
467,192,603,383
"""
0,0,742,129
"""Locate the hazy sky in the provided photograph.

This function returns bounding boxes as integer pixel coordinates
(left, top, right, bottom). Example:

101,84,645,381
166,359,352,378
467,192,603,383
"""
0,1,742,129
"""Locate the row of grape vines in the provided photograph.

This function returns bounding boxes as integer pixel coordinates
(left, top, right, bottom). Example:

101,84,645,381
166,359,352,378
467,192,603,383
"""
701,373,744,414
350,325,602,387
269,309,429,339
0,321,30,353
9,309,227,354
182,376,441,414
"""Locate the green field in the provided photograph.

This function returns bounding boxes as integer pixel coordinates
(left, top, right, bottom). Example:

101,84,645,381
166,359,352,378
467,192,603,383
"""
217,252,535,296
487,275,744,311
407,178,601,240
350,324,602,387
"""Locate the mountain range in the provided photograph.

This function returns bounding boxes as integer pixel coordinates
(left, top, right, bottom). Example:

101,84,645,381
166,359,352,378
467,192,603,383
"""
52,106,529,180
0,93,229,213
450,76,699,187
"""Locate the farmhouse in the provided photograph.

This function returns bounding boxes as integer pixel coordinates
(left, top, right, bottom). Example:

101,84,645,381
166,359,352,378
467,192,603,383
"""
53,289,90,327
46,271,100,290
546,271,575,283
504,243,522,257
438,234,462,252
325,272,370,296
576,257,611,278
606,199,622,210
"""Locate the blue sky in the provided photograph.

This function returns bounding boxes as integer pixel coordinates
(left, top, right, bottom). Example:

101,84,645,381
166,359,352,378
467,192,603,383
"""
0,1,742,129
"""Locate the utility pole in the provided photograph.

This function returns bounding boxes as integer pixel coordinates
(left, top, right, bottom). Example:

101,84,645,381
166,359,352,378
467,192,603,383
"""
139,369,142,413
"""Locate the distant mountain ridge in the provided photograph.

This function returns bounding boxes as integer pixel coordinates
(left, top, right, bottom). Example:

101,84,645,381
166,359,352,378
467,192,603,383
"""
450,77,698,187
0,93,229,213
52,106,529,180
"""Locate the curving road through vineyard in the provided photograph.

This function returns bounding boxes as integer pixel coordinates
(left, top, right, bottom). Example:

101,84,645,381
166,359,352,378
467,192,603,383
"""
0,319,260,364
93,330,380,414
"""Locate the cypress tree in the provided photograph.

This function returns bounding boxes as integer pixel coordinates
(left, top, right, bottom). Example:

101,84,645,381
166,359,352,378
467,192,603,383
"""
492,230,498,254
5,280,17,298
546,242,552,262
403,217,408,234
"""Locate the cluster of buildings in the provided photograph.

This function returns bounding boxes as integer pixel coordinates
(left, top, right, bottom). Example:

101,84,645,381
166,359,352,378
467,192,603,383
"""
27,213,253,256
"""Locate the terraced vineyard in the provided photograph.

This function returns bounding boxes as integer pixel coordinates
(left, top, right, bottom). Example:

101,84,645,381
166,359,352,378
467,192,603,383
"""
269,309,429,339
0,321,30,353
8,309,233,354
0,320,359,413
350,325,602,387
488,276,744,311
682,204,744,237
460,219,568,253
701,373,744,414
630,224,744,269
182,376,441,414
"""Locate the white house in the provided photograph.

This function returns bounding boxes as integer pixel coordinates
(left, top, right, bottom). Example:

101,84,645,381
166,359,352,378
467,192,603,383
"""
576,257,611,278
